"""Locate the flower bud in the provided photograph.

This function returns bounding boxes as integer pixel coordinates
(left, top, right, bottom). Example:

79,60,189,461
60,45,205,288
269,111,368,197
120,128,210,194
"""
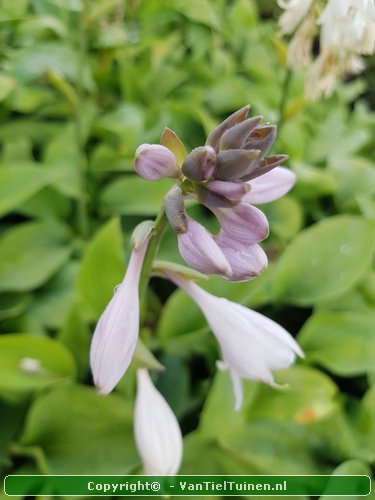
206,105,250,151
164,185,188,234
178,217,232,277
195,181,249,208
245,125,277,156
181,146,216,181
214,149,260,181
134,144,180,181
239,154,288,182
219,116,262,150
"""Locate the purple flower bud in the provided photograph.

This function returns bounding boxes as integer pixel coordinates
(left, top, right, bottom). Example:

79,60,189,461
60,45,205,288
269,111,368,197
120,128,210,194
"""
215,234,268,282
177,217,232,277
212,203,269,245
214,149,261,181
206,105,250,151
181,146,216,181
134,144,180,181
219,116,263,150
164,185,188,233
245,125,277,157
239,154,288,182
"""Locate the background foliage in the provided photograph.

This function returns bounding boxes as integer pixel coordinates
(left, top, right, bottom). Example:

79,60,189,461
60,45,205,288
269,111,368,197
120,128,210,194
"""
0,0,375,498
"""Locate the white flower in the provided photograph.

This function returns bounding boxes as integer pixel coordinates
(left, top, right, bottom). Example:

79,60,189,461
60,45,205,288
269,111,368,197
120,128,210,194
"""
305,49,339,100
287,15,316,68
167,274,304,411
319,0,375,55
90,238,149,395
277,0,314,34
134,369,183,475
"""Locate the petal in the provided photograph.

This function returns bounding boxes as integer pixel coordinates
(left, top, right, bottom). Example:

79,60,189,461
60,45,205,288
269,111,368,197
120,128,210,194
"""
178,218,232,277
134,144,179,180
244,167,297,204
229,370,244,411
212,203,269,245
134,369,183,475
90,239,149,395
216,238,268,282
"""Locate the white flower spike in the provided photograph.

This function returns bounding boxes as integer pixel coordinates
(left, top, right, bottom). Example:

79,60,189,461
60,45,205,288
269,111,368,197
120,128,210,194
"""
167,273,304,411
90,238,149,395
134,369,183,475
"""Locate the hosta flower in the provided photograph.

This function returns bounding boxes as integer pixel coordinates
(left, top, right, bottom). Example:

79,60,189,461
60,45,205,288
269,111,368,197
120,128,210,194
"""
134,369,183,475
133,107,296,281
277,0,314,34
90,238,149,395
167,273,304,410
319,0,375,54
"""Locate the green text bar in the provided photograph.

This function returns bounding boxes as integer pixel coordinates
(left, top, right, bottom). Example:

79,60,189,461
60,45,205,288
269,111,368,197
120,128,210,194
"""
4,474,371,496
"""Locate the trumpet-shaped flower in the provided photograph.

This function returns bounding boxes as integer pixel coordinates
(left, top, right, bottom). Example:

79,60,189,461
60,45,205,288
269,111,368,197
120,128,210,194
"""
134,369,183,475
90,238,149,395
167,273,304,410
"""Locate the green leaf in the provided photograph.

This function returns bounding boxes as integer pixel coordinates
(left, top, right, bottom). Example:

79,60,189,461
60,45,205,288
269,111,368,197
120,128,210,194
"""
298,312,375,376
58,305,91,381
0,293,31,321
247,365,338,423
100,176,173,216
319,460,372,500
0,334,76,393
0,164,62,218
0,221,73,292
171,0,220,29
76,218,124,318
0,74,16,101
19,384,139,474
270,216,375,305
262,196,304,241
132,338,164,371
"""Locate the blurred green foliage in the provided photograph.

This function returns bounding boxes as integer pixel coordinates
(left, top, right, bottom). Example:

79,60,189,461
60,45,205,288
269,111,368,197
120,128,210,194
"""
0,0,375,497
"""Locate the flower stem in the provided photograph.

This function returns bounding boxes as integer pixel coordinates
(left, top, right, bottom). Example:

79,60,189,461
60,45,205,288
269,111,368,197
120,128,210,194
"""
75,0,89,239
277,68,292,133
138,208,168,318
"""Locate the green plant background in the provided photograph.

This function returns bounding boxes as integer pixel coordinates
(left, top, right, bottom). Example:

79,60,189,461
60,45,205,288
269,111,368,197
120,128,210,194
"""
0,0,375,498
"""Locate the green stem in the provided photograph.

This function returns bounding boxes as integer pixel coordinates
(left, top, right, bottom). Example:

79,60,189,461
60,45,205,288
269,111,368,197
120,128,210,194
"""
138,209,168,318
75,0,89,239
277,68,292,133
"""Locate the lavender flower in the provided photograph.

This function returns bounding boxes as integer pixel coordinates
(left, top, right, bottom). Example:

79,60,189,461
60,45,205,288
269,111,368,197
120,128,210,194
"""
134,369,183,474
135,144,180,180
167,272,304,410
90,238,149,395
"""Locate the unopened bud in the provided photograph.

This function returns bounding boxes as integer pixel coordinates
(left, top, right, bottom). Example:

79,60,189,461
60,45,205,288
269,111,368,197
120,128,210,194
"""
245,125,277,156
239,154,288,182
219,116,262,150
134,144,180,181
131,220,154,250
215,149,260,181
206,105,250,151
181,146,216,181
164,185,188,233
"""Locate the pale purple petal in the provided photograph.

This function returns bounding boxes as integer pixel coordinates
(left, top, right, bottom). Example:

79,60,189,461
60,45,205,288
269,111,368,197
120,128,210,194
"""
134,369,183,475
134,144,180,180
178,218,232,277
212,203,269,245
205,180,250,201
166,274,303,410
90,239,149,395
215,235,268,282
244,167,296,204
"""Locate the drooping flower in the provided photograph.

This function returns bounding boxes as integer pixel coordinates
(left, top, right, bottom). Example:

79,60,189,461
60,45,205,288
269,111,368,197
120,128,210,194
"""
134,369,183,475
277,0,314,34
319,0,375,55
166,273,304,410
90,238,149,395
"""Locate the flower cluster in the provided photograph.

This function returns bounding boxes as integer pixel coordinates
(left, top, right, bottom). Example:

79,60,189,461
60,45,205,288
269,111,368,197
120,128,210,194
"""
90,107,302,475
278,0,375,99
135,105,296,281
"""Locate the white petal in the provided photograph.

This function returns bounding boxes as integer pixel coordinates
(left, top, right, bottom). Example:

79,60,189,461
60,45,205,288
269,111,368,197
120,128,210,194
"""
134,369,183,475
90,239,149,395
